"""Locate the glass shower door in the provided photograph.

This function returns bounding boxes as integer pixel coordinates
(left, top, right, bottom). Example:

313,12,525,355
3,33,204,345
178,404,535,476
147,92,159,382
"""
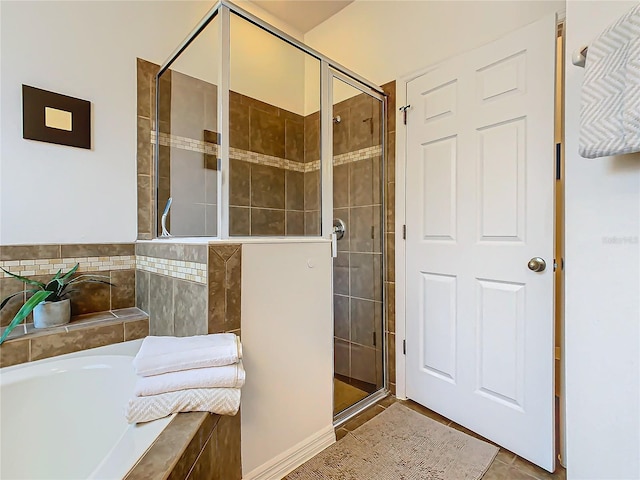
331,73,385,417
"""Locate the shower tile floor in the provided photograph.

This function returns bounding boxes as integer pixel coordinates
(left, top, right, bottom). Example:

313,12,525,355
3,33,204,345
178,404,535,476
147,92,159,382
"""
333,378,369,415
334,397,567,480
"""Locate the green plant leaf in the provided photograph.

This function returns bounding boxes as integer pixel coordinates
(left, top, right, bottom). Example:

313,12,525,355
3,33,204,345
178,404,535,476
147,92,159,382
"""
60,263,80,281
66,274,113,286
0,290,52,344
0,291,23,311
0,268,45,289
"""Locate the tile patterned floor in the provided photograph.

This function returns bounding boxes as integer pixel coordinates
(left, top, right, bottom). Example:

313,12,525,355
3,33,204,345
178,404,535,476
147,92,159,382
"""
334,397,567,480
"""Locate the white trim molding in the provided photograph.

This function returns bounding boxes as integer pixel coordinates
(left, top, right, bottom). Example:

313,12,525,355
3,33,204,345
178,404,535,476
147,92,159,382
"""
242,426,335,480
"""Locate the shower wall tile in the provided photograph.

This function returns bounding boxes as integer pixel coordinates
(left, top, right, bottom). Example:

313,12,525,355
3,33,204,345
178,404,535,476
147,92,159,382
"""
350,206,381,253
251,164,285,209
304,171,320,211
333,251,349,296
249,109,285,158
304,211,320,236
334,294,350,341
351,343,376,385
230,159,251,207
350,298,380,348
350,157,375,207
230,207,250,236
348,95,375,152
334,338,350,378
285,117,304,163
304,112,320,163
333,105,350,155
350,253,382,301
285,171,304,211
333,163,349,209
251,208,285,236
0,338,29,367
286,211,305,236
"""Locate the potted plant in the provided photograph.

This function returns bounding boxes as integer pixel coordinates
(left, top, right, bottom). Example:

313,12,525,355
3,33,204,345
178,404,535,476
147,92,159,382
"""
0,263,113,344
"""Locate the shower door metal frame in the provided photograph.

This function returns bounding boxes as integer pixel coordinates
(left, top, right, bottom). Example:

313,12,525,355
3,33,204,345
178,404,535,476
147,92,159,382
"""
153,0,390,424
154,0,387,240
328,68,389,426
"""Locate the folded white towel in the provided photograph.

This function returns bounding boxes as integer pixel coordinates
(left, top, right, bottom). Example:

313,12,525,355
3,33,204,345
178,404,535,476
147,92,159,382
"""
125,388,241,424
134,361,246,397
133,334,242,377
579,4,640,158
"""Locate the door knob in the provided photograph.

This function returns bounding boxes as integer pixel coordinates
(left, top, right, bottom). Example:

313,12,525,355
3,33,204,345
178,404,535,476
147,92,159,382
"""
528,257,546,272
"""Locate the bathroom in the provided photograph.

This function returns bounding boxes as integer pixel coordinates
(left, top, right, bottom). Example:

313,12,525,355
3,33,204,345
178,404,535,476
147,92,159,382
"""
1,1,639,480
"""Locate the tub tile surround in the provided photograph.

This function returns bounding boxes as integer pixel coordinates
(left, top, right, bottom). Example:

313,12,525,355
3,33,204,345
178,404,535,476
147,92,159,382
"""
0,243,136,328
0,308,149,367
134,242,242,338
124,410,241,480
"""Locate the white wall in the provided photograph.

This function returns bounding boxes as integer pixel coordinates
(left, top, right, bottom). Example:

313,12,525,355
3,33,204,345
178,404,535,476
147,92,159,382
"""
0,1,221,245
564,2,640,478
240,241,334,479
0,0,309,246
304,0,564,86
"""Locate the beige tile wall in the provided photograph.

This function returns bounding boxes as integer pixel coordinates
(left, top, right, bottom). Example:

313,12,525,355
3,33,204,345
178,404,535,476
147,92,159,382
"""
0,243,136,329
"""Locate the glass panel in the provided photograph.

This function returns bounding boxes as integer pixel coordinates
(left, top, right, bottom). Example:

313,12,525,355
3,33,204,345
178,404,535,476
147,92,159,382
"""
229,12,321,236
332,76,384,415
156,16,220,237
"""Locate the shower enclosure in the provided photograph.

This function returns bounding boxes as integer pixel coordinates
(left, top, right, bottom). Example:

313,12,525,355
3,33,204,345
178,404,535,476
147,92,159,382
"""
153,0,387,421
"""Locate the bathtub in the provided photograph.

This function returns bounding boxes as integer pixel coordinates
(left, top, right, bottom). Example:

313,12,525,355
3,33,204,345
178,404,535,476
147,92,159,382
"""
0,340,172,480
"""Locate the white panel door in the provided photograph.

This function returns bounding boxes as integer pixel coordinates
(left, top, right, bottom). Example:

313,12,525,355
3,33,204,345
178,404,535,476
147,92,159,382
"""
405,15,556,471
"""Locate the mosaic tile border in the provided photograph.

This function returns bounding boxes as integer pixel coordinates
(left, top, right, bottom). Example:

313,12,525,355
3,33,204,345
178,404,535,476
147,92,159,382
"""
152,131,217,155
0,256,135,277
151,131,382,173
136,255,207,284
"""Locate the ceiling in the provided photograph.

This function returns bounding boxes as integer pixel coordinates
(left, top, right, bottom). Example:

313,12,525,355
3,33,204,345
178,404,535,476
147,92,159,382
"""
251,0,354,33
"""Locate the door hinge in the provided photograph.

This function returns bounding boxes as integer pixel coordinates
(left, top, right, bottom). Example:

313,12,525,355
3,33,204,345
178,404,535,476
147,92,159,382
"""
403,339,406,355
555,143,562,180
373,331,377,347
399,105,411,125
402,225,406,240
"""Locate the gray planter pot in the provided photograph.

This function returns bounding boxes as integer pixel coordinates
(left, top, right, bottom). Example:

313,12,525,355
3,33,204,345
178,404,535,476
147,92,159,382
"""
33,299,71,329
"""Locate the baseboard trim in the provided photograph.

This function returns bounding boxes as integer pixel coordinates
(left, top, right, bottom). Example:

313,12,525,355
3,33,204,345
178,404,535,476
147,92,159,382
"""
242,425,336,480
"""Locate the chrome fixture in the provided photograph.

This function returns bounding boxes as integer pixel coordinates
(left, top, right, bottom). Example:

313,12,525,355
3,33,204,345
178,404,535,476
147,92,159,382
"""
333,218,346,240
528,257,546,272
333,115,341,124
161,197,173,237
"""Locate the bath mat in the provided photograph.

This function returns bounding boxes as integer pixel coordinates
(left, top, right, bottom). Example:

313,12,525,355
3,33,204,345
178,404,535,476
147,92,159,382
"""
286,403,498,480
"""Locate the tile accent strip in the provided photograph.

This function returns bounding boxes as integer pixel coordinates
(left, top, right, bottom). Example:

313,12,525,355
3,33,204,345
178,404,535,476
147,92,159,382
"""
152,130,217,155
151,130,382,173
136,255,207,284
0,255,135,277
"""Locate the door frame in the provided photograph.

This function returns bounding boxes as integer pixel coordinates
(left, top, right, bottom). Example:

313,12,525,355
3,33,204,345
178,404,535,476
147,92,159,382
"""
394,11,566,408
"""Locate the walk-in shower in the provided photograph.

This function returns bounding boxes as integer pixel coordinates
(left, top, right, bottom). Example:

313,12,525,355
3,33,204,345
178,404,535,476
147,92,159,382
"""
152,0,387,422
